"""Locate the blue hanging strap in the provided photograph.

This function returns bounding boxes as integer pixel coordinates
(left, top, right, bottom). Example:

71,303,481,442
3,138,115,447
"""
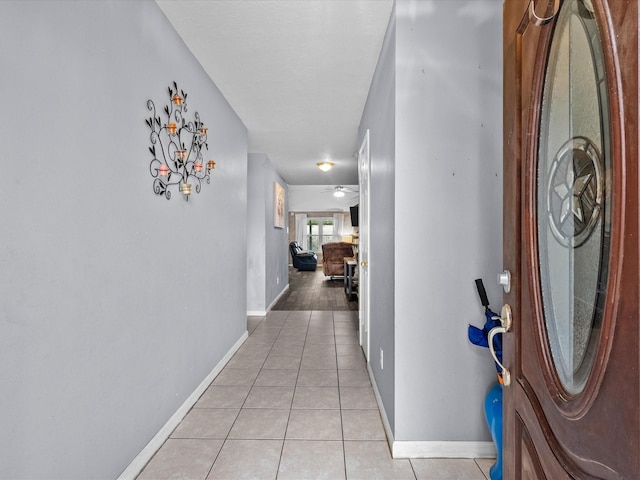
468,279,503,373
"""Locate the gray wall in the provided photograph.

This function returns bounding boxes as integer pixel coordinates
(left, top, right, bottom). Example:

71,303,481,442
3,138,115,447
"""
360,0,503,443
247,153,266,312
358,6,397,432
0,1,248,478
247,153,289,314
394,0,503,441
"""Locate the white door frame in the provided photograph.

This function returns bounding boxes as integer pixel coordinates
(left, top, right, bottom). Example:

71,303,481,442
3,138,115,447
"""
358,130,370,360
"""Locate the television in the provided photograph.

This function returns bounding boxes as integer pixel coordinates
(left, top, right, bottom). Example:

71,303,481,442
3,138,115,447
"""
350,205,359,227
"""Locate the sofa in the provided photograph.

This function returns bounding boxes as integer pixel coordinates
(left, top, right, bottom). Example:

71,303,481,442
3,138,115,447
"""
289,241,318,271
321,242,354,278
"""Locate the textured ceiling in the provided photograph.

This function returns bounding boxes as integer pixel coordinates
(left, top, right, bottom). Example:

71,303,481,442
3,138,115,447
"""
156,0,393,186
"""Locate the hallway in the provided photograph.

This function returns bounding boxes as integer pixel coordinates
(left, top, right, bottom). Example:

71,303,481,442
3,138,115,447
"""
137,310,492,479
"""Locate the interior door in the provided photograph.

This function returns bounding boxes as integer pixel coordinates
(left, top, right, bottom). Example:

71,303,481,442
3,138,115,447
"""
358,129,370,361
503,0,638,478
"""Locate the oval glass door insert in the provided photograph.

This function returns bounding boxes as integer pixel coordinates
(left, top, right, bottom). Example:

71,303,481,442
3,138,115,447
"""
537,0,611,395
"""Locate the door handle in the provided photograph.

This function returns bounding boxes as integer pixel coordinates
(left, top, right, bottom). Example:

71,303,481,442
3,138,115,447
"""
488,304,512,386
360,261,368,267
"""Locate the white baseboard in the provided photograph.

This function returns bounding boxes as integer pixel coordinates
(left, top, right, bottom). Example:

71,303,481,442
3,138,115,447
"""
117,331,249,480
392,441,495,459
366,363,495,460
367,362,395,448
268,284,289,311
247,284,289,317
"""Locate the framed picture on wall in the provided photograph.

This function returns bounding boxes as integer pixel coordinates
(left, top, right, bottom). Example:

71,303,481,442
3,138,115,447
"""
274,182,285,228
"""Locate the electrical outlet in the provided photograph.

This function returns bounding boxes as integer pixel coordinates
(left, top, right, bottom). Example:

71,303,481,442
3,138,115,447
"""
380,347,384,370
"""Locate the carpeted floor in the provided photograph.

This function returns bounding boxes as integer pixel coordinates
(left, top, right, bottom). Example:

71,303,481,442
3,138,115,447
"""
272,266,358,311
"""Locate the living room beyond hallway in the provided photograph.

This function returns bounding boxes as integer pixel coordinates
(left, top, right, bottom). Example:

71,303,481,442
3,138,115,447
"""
272,267,358,311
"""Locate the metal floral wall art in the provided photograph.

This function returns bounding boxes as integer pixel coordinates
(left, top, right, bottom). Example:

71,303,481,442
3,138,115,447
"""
147,82,216,200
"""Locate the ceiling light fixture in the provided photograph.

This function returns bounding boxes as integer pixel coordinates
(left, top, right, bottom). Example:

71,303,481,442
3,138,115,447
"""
333,186,345,198
317,161,334,172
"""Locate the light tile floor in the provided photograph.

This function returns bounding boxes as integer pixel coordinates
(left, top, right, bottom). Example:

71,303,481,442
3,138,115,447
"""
138,310,494,479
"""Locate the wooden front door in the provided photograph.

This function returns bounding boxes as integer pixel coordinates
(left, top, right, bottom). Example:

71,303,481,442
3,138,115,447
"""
503,0,638,478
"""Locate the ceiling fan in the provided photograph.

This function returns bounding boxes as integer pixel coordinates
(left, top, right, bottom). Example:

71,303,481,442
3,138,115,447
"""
329,185,358,198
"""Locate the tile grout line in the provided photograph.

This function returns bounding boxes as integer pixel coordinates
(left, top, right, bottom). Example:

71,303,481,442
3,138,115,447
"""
207,312,286,480
275,309,314,479
193,313,274,478
334,310,350,480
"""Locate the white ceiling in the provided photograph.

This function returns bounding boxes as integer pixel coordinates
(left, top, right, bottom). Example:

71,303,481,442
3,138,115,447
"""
156,0,393,186
288,185,359,212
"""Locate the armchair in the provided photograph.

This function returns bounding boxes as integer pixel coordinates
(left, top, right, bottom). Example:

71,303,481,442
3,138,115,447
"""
289,242,318,271
321,242,354,278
